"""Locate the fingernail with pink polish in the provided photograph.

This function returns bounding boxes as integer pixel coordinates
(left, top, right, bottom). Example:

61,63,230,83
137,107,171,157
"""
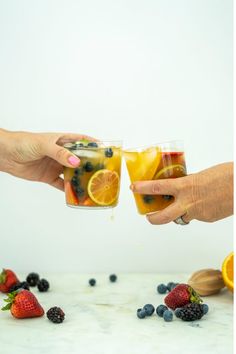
68,155,80,166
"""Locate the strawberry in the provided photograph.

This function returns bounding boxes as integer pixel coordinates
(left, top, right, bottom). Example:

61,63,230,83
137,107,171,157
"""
1,289,44,319
0,269,19,293
164,283,202,310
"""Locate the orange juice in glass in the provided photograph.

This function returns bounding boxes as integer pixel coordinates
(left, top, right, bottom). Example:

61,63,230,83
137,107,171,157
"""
123,141,187,215
63,140,122,209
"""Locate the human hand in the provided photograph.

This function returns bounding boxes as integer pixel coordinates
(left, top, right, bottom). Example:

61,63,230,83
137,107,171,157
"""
0,129,96,191
131,163,233,224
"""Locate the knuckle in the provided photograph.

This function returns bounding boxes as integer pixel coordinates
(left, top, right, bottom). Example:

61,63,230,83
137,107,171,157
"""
56,147,67,160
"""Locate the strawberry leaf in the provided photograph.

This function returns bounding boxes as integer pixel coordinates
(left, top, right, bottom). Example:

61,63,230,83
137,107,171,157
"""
1,303,12,311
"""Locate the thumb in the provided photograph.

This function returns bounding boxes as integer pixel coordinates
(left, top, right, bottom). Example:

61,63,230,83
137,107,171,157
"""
46,143,80,168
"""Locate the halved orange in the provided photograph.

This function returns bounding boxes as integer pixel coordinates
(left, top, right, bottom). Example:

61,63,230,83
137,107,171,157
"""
88,169,120,206
222,252,234,292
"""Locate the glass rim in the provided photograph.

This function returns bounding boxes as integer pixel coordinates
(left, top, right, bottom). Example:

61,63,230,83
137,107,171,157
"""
63,140,123,149
123,140,184,152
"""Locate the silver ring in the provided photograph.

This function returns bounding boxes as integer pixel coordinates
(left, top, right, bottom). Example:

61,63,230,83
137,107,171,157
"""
174,216,189,225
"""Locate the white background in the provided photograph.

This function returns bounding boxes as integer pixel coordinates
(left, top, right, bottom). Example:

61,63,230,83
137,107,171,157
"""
0,0,233,273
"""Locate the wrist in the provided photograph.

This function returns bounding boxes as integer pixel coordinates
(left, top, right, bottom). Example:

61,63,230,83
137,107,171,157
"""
0,128,16,174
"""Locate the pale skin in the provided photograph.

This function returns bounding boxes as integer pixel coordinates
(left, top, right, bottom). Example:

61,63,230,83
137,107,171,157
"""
131,162,234,224
0,128,95,191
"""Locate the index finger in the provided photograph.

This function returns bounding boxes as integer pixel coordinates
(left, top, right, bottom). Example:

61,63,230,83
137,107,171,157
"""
131,179,179,196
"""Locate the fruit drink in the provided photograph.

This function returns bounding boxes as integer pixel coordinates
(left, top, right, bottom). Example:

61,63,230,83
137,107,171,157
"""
64,140,122,209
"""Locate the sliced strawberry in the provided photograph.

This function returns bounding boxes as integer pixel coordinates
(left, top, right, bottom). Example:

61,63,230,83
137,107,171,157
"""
64,181,79,206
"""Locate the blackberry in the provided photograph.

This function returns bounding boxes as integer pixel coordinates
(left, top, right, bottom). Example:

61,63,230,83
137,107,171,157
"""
137,308,146,319
88,142,98,148
109,274,117,282
9,281,30,292
178,303,204,321
157,284,168,294
105,148,113,158
89,278,96,286
156,304,168,317
163,310,173,322
83,162,94,172
143,304,155,316
26,273,40,287
47,307,65,324
143,195,154,204
37,279,50,292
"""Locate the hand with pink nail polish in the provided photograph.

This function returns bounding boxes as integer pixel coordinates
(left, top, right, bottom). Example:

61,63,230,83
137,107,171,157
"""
0,128,96,191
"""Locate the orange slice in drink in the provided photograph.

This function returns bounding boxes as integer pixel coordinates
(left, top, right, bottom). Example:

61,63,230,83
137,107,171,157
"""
154,164,187,179
222,252,234,292
88,169,120,206
124,147,161,182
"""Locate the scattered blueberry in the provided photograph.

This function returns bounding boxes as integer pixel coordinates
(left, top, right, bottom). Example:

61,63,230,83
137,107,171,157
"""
143,304,155,316
201,304,209,315
83,161,94,172
162,195,173,201
109,274,117,283
26,273,40,287
71,176,80,187
9,281,30,292
167,282,175,292
170,283,179,291
143,195,154,204
74,168,83,176
156,304,168,317
88,142,98,148
157,284,168,294
137,309,146,319
105,148,113,158
75,187,85,197
89,278,96,286
37,279,50,292
174,308,182,318
163,310,173,322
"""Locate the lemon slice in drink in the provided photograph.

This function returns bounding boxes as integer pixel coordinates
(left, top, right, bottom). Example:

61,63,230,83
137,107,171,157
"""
88,169,120,206
124,147,161,181
155,164,186,179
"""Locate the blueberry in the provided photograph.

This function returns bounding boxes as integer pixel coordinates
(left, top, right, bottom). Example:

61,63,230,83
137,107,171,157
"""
143,304,155,316
76,142,84,147
105,148,113,158
156,304,168,317
157,284,168,294
71,176,80,187
162,195,173,201
174,308,182,318
89,278,96,286
170,283,179,291
75,187,85,197
137,309,146,319
167,282,175,292
163,310,173,322
143,195,154,204
201,304,209,315
88,142,98,148
83,161,94,172
37,279,50,292
74,168,83,176
109,274,117,282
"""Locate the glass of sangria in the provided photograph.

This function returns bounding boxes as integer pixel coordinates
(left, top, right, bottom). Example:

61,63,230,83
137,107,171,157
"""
64,140,122,209
123,140,187,215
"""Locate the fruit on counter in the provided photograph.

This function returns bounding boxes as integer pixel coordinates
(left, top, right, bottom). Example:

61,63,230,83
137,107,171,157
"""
163,310,173,322
175,303,204,322
26,272,40,287
164,284,202,310
166,282,179,292
201,304,209,315
222,252,234,292
9,281,30,292
137,308,146,319
156,304,168,317
0,269,19,293
157,284,168,294
89,278,96,286
109,274,117,283
47,307,65,324
143,304,155,316
37,279,50,292
188,269,225,296
1,289,44,319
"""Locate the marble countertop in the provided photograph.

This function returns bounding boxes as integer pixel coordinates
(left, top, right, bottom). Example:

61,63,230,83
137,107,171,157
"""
0,274,233,354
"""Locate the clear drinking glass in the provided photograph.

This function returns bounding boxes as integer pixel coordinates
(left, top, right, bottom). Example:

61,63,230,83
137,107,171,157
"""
123,140,187,215
64,140,122,209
